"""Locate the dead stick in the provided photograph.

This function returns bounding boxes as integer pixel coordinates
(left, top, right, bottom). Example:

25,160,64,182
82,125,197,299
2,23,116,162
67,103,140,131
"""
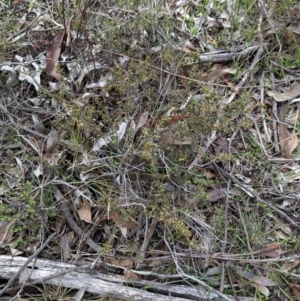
136,217,158,269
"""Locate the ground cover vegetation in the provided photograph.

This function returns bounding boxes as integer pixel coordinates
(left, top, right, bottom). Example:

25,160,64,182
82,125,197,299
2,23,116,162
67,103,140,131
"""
0,0,300,300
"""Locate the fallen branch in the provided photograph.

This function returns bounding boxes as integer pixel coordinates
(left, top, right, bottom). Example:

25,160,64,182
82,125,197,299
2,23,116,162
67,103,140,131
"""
0,233,57,296
0,255,255,301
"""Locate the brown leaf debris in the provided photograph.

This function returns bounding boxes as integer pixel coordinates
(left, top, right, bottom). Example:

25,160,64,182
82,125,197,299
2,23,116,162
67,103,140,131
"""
46,32,64,81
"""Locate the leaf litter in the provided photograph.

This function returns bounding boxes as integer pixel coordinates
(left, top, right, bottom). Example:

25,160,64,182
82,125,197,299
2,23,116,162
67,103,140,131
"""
1,0,300,300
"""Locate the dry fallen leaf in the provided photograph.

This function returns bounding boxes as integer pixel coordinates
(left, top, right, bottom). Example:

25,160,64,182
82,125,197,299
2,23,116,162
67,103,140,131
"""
124,268,140,281
60,233,70,262
236,268,276,287
288,129,299,156
0,221,15,244
260,243,285,258
46,32,64,81
0,65,17,87
135,111,149,132
65,17,73,48
108,212,137,238
55,213,64,234
46,130,60,155
152,114,192,145
278,104,299,158
290,283,300,300
228,262,277,292
93,121,128,151
133,111,149,141
268,83,300,102
76,61,106,87
151,115,191,128
288,26,300,35
207,187,226,202
104,257,133,268
77,199,92,223
282,259,300,273
250,282,270,297
10,248,23,256
73,288,86,301
200,64,237,83
97,211,137,238
19,267,30,284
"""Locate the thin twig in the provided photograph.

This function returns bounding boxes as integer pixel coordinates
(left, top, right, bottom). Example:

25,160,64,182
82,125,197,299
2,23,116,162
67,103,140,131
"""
219,179,230,293
271,71,280,153
260,72,271,142
146,250,300,263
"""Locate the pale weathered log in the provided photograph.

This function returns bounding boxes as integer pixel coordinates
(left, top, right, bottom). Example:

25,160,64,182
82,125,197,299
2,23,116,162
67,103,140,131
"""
0,255,254,301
